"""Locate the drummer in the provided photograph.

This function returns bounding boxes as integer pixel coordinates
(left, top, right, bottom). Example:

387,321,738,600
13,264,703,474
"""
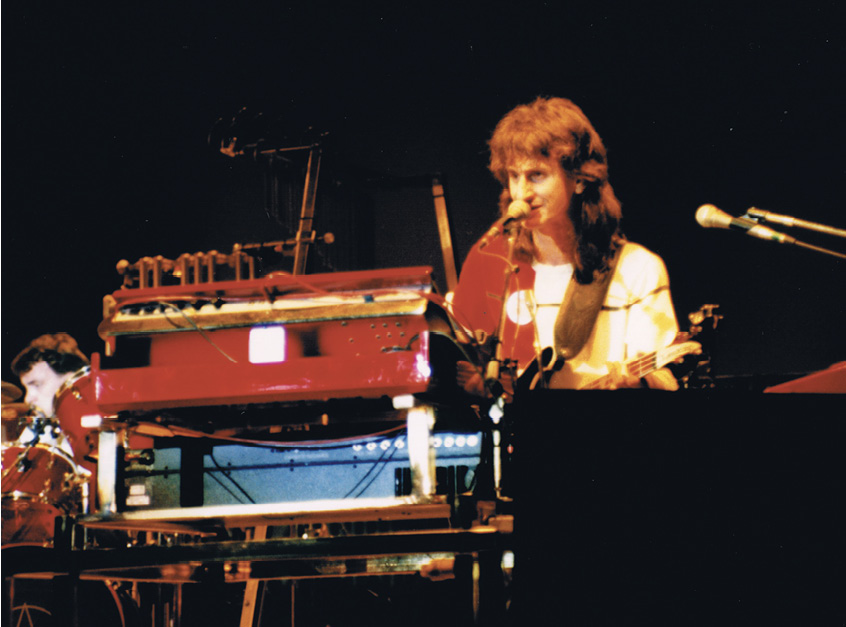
10,333,89,457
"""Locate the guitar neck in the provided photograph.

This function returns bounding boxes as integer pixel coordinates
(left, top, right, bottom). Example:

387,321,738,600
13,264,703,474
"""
582,352,659,390
627,352,661,379
581,337,700,390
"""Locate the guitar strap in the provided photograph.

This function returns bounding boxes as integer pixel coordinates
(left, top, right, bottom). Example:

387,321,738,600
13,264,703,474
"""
552,243,624,364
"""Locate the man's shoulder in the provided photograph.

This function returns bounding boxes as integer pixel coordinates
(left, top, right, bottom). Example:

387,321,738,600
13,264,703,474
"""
613,241,670,291
617,241,667,270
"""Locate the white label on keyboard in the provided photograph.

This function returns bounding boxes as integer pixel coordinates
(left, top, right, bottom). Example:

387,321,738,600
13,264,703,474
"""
249,325,287,364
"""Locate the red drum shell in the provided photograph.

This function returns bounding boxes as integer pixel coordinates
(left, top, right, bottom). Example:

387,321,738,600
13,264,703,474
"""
54,367,100,469
1,444,79,505
1,499,61,545
1,444,82,545
54,368,154,471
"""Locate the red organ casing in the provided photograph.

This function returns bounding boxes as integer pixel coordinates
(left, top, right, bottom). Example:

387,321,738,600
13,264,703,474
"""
92,267,448,414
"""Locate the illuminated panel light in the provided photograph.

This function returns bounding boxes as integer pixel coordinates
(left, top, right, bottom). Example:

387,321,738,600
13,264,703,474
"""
249,325,286,364
392,394,415,410
80,414,103,428
414,354,432,379
126,483,150,507
488,396,505,424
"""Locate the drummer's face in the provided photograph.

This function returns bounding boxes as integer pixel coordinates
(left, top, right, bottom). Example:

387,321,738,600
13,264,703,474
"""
20,361,72,417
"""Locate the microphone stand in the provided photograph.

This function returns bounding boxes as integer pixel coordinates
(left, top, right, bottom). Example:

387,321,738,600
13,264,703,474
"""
478,225,522,502
791,241,846,260
745,209,846,260
484,226,522,397
22,411,49,447
747,208,846,239
3,411,49,478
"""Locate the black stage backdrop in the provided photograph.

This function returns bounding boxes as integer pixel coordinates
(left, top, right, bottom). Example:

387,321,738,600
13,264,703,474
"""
512,391,846,626
2,1,845,383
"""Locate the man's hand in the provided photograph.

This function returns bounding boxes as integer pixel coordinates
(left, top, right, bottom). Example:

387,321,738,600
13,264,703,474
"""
592,365,679,390
456,360,487,397
590,362,642,390
642,367,679,391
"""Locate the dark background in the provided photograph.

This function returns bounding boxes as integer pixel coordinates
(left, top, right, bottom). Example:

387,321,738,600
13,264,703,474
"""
3,1,844,386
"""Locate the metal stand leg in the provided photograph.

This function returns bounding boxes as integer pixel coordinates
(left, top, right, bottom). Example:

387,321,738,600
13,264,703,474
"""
97,431,119,516
173,583,183,627
51,575,78,627
406,405,436,501
5,576,15,627
472,550,507,627
240,526,268,627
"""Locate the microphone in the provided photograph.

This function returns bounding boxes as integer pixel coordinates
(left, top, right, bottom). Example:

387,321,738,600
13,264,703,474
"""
695,204,796,245
479,200,532,249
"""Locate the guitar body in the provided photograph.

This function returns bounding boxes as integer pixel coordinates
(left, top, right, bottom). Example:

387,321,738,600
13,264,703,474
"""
547,362,610,390
523,338,702,391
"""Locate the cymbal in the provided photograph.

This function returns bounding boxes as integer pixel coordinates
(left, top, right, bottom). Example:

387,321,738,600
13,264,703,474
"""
1,403,30,422
2,382,23,404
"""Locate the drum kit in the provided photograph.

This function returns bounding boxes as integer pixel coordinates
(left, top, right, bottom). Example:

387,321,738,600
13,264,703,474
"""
3,375,140,627
1,376,93,547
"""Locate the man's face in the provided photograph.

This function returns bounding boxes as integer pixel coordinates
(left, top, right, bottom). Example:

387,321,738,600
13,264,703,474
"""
20,361,73,417
506,155,579,237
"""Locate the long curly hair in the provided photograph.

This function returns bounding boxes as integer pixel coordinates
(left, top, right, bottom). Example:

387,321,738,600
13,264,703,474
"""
488,97,624,283
11,333,89,376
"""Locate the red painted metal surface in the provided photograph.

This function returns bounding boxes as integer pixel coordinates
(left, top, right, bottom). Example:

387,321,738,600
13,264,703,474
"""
92,337,431,411
92,267,441,412
102,266,435,312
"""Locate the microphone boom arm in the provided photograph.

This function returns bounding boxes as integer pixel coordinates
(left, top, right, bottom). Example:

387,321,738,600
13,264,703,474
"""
745,207,846,240
697,204,846,260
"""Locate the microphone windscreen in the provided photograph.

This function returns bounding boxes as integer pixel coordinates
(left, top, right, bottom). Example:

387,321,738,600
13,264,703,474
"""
695,204,731,229
506,200,532,220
